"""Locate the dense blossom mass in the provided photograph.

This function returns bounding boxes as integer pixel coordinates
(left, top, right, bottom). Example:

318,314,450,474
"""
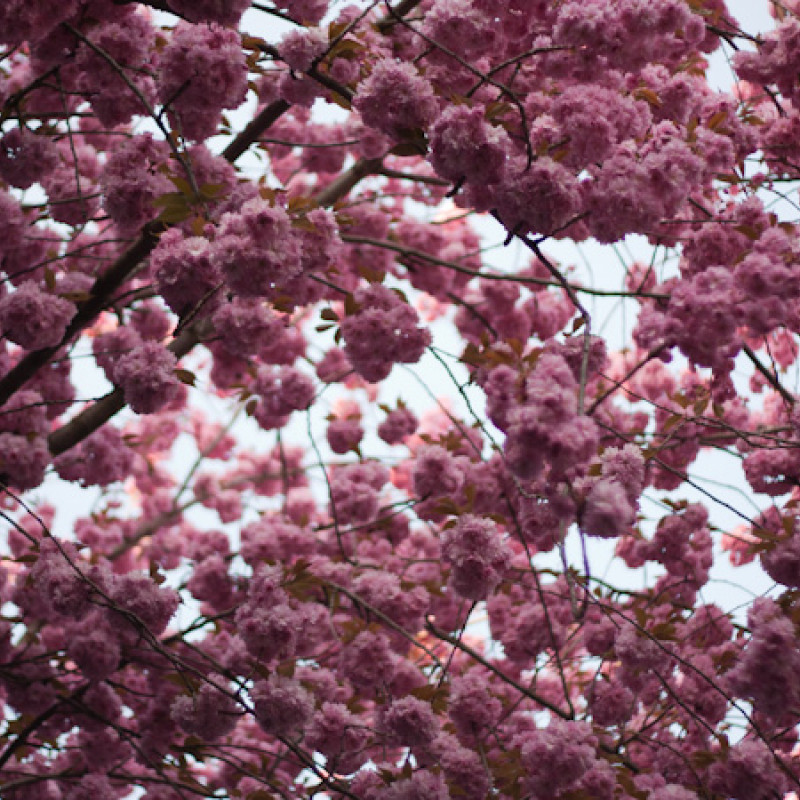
2,1,800,799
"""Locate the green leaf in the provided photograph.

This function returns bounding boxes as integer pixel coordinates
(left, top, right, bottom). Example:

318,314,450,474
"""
153,192,191,223
661,413,683,433
199,182,226,201
167,175,194,195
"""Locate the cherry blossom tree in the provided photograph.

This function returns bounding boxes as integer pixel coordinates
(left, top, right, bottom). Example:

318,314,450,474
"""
2,1,800,798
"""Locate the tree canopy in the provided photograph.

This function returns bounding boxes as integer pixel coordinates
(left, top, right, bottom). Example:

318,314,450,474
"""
1,1,800,798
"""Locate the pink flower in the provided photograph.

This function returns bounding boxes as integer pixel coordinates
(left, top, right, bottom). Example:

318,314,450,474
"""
378,406,418,445
582,479,635,539
0,433,50,490
378,695,440,747
29,538,91,618
412,445,464,499
67,613,121,682
554,0,705,71
214,199,303,297
54,425,134,487
237,602,299,661
551,83,651,169
0,127,59,189
157,22,248,140
422,0,498,58
280,28,327,71
449,670,502,739
113,341,182,415
0,282,75,351
707,738,789,799
102,134,171,234
306,702,370,773
516,719,599,798
108,572,179,635
64,774,116,800
354,59,439,139
434,733,491,799
492,158,580,237
274,0,329,24
152,229,222,318
588,679,634,726
186,554,235,609
329,463,386,525
73,13,158,127
166,0,251,25
253,365,315,430
340,285,431,382
352,570,428,632
0,0,79,46
339,630,396,689
251,675,313,736
429,106,509,185
0,390,49,437
735,18,800,104
327,416,364,454
171,682,240,740
441,515,511,600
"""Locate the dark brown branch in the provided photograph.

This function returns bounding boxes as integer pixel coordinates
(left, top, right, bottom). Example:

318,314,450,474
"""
222,99,291,163
742,342,795,406
48,388,124,456
0,226,160,409
1,104,295,412
340,233,668,299
376,0,424,33
47,159,382,455
313,157,382,207
48,315,214,456
425,619,574,720
21,0,425,456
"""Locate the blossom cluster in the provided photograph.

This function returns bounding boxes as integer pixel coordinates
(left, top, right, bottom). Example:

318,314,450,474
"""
1,1,799,799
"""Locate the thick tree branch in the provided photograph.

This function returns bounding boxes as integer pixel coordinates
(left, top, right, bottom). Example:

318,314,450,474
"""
47,158,383,454
0,0,421,421
222,99,291,163
0,226,160,409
